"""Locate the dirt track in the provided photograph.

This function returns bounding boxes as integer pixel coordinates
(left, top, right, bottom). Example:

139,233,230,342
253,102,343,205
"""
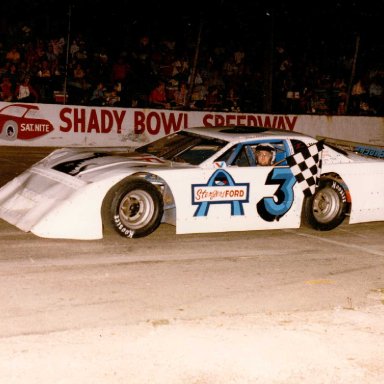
0,146,384,383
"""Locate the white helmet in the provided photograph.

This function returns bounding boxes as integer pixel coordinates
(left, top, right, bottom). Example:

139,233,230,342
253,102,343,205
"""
254,143,276,163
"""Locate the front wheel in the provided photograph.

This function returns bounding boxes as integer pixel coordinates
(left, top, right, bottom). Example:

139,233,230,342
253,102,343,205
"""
101,178,163,238
1,120,18,140
302,179,347,231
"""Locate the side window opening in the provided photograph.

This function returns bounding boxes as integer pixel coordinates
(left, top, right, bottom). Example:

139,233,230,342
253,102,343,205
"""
215,145,254,167
214,141,289,167
273,142,288,165
252,141,288,166
233,146,252,166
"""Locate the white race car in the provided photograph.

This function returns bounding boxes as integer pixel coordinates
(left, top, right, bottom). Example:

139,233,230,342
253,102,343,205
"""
0,126,383,240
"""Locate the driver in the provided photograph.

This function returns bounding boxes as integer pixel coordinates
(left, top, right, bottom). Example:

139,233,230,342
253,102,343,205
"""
254,144,275,166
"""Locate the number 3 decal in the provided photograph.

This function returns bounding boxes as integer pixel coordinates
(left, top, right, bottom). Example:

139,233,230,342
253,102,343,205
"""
256,168,296,221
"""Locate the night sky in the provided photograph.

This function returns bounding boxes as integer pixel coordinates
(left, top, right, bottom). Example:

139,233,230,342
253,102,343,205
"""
2,1,383,45
1,1,383,69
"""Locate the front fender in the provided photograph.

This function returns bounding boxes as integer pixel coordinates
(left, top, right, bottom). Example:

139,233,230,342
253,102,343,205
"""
31,175,135,240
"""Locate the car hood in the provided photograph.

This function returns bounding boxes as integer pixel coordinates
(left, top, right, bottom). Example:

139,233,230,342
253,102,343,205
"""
37,148,188,179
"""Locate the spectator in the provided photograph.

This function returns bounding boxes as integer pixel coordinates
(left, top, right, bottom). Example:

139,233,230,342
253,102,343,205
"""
89,81,106,105
69,62,90,104
111,56,130,84
105,82,122,106
0,12,382,116
172,81,188,109
73,62,86,83
46,44,58,66
5,45,21,64
37,60,51,78
15,76,38,102
190,80,208,109
171,54,189,83
336,85,348,115
5,63,18,88
368,75,383,115
35,39,46,61
350,78,368,115
24,42,39,69
205,86,222,111
148,80,170,109
70,39,80,59
0,77,13,101
223,86,240,112
36,60,52,102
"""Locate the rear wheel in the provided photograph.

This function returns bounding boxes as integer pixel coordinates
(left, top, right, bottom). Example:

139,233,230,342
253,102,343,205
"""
101,178,163,238
302,179,347,231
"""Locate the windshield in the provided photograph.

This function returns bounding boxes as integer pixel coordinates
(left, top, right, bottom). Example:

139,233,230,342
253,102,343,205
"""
136,131,228,165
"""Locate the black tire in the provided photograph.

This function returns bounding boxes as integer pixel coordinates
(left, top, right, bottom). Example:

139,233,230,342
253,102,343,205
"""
302,179,347,231
1,120,18,140
101,178,163,238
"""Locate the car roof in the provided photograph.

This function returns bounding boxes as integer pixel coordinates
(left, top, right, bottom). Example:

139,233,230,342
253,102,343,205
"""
0,103,38,112
186,126,313,144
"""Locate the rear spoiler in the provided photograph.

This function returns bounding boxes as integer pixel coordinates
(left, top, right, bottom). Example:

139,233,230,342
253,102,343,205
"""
316,136,384,159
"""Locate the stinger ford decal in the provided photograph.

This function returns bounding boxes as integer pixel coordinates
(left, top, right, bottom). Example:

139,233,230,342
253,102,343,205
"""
192,169,249,216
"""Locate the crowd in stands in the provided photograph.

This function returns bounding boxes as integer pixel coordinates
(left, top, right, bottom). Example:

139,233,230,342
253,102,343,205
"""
0,22,383,116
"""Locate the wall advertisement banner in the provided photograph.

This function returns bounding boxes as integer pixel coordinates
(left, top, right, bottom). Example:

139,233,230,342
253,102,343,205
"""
0,102,383,148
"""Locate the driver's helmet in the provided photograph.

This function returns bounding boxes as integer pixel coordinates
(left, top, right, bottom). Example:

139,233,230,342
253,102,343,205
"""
254,143,276,163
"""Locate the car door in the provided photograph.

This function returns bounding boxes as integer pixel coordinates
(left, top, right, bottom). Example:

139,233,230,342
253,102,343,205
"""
159,139,305,235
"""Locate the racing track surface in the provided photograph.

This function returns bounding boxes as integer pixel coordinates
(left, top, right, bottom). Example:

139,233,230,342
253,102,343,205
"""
1,146,384,383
